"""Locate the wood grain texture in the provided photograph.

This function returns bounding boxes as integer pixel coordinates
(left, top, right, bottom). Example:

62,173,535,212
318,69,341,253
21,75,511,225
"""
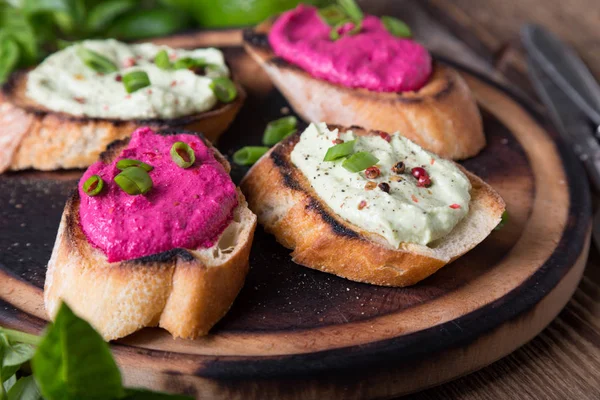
0,27,592,398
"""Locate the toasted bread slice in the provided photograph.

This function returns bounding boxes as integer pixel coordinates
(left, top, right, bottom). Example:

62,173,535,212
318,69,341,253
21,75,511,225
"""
44,133,257,340
0,70,245,172
240,125,504,287
243,21,485,160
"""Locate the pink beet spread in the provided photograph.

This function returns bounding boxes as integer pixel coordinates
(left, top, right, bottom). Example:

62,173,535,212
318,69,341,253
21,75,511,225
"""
268,5,432,92
78,127,238,263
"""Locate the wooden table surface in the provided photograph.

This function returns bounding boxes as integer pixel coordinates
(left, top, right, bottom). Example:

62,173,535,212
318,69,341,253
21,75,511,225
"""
357,1,600,399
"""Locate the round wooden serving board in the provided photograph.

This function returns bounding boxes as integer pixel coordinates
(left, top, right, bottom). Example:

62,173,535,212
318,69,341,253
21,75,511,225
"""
0,30,592,399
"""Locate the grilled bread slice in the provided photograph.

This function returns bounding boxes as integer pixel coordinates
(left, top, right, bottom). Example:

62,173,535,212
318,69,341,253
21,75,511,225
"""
243,20,485,160
0,70,245,173
240,125,504,287
44,133,257,340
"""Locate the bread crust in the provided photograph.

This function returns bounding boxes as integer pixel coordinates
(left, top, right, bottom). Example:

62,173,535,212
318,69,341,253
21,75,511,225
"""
44,133,257,340
0,69,246,172
243,21,485,160
240,125,504,287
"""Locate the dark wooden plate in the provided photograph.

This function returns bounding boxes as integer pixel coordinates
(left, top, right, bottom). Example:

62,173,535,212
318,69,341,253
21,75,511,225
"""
0,30,592,399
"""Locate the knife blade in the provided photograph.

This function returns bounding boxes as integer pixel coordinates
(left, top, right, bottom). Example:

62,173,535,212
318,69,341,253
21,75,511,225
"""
525,53,600,192
522,24,600,126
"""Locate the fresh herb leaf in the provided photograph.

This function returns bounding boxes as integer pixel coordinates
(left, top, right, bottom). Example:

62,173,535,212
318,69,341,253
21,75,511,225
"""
381,16,411,38
106,8,190,40
31,302,125,400
0,4,37,64
337,0,362,22
7,376,41,400
3,374,16,393
0,36,20,84
86,0,136,33
0,334,35,370
318,4,347,26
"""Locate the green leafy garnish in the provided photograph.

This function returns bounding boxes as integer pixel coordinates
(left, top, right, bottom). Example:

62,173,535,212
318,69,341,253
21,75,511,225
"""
122,70,151,93
337,0,363,22
210,77,237,103
323,140,355,161
381,16,412,38
0,303,192,399
318,5,347,26
76,46,118,74
342,151,379,172
262,116,297,146
154,49,172,70
233,146,269,166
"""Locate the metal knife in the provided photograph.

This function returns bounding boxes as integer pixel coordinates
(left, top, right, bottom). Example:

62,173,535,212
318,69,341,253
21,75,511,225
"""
521,24,600,250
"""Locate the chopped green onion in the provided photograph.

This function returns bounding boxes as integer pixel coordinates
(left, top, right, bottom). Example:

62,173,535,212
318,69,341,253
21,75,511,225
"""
319,5,348,26
338,0,363,22
381,16,412,38
114,166,153,195
330,19,362,41
262,116,297,146
323,140,355,161
76,46,118,74
494,211,509,231
82,175,104,197
154,49,172,70
173,57,207,70
116,158,153,172
170,142,196,168
122,71,150,93
233,146,269,166
342,151,379,172
210,77,237,103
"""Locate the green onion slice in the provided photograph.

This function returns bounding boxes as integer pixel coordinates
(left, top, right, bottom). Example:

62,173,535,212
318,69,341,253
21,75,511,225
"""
122,71,151,93
233,146,269,166
319,5,348,26
338,0,363,22
381,16,412,38
154,49,172,70
262,116,297,146
170,142,196,168
114,166,153,195
116,158,153,172
330,19,362,41
82,175,104,196
76,46,118,74
323,140,355,161
494,210,509,231
342,151,379,172
210,77,237,103
173,57,207,70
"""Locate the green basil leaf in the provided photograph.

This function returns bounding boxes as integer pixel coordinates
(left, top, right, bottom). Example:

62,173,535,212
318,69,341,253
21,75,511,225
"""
106,8,191,40
7,376,41,400
22,0,85,35
122,388,194,399
0,36,20,84
0,334,35,369
86,0,136,33
31,302,124,400
2,374,16,395
0,4,37,64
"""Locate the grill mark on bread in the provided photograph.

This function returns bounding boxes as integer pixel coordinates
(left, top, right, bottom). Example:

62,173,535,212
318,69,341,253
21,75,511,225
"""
305,198,360,239
269,132,361,240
